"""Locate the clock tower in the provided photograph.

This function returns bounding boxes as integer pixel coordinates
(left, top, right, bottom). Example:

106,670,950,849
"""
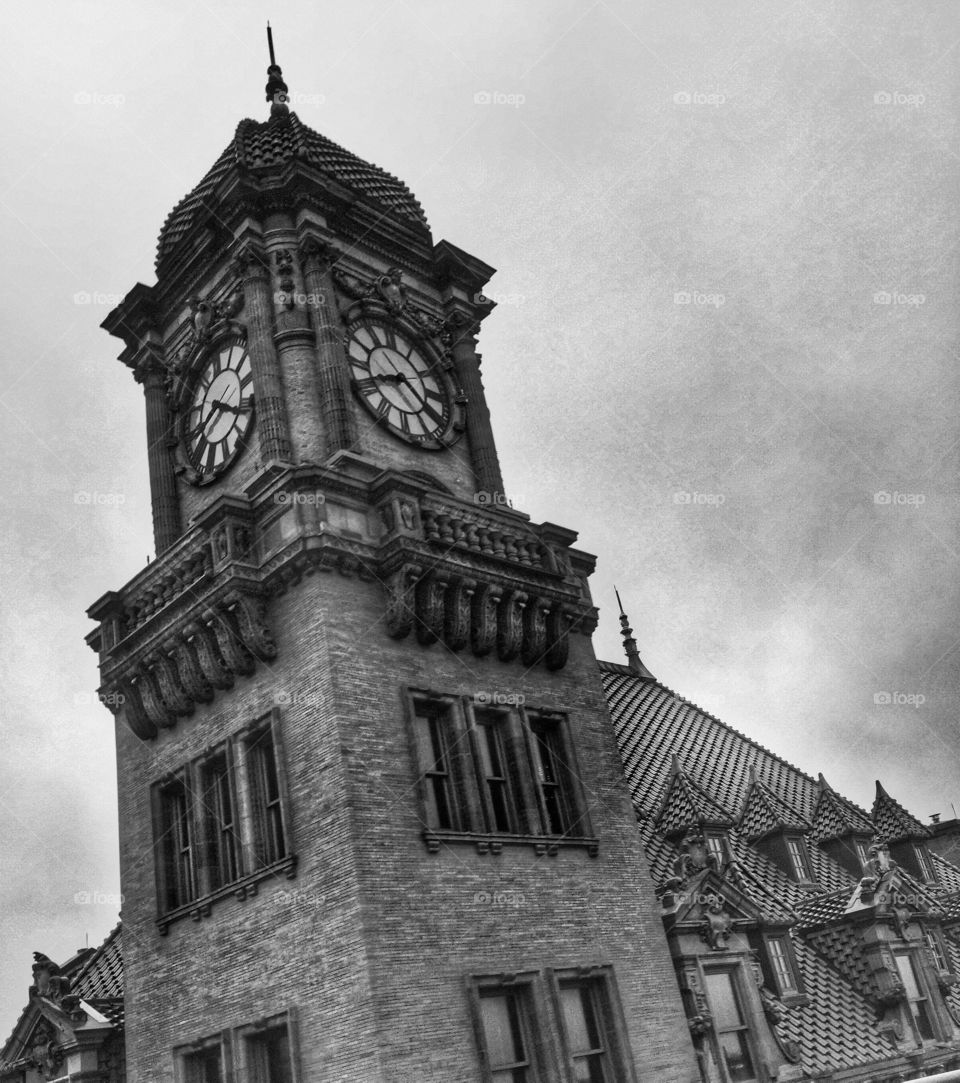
86,41,696,1083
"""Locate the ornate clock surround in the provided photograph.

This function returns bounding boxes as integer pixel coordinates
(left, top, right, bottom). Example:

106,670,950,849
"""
171,319,255,487
334,268,467,452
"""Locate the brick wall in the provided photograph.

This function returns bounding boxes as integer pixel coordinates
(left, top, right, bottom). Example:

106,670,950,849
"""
116,570,696,1082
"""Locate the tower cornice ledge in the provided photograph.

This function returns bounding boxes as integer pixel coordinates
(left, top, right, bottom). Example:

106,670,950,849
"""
87,463,598,740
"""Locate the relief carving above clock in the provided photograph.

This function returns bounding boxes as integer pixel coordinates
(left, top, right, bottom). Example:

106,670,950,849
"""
347,318,464,450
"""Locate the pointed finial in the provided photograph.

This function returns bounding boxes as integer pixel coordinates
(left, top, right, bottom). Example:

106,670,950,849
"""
265,22,289,119
614,587,654,680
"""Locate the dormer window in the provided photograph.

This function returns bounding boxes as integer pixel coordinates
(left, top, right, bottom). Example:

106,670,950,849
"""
894,951,935,1043
767,936,799,996
785,836,814,883
750,930,806,1002
915,843,935,882
924,928,950,975
705,833,727,869
854,838,870,870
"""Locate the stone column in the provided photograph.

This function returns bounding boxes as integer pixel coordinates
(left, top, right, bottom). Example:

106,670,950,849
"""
447,314,504,498
301,237,358,456
134,346,181,554
265,219,325,464
235,240,291,464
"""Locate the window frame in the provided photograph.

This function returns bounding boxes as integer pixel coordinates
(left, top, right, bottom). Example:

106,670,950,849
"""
704,833,727,869
403,691,598,856
239,712,292,871
174,1032,230,1083
701,964,762,1083
196,742,243,894
764,932,804,999
152,768,198,914
924,927,952,976
893,949,939,1045
468,972,550,1083
233,1009,300,1083
548,965,638,1083
405,689,480,836
522,709,593,842
153,709,297,934
914,842,937,883
783,834,816,885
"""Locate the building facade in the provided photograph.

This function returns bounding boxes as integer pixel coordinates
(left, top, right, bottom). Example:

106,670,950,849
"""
77,55,695,1083
4,44,960,1083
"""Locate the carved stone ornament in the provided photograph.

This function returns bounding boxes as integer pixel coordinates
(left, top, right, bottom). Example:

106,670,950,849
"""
30,954,70,1003
101,590,274,741
189,289,244,345
275,249,296,309
700,894,734,950
385,564,422,639
376,267,406,313
28,1020,64,1081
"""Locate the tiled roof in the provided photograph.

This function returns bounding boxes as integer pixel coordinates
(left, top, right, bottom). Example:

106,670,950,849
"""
156,112,429,268
783,938,892,1072
872,780,932,843
934,854,960,895
794,889,852,932
600,660,957,1078
73,923,123,1027
654,755,735,836
811,775,875,842
739,769,811,841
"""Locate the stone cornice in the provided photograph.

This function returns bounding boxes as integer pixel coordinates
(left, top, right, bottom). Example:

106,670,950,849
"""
87,464,598,741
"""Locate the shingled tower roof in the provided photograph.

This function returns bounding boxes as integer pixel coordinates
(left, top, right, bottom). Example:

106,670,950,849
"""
739,765,811,841
871,779,932,843
156,111,429,271
654,754,734,837
812,774,875,842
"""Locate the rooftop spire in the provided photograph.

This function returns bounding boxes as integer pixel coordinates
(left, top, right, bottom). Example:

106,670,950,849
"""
615,588,654,680
265,22,289,120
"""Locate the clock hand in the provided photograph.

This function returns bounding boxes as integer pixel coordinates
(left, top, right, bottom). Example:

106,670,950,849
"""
210,397,253,414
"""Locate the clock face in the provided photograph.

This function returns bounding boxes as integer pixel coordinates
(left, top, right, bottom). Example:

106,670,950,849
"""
182,341,255,480
348,321,457,449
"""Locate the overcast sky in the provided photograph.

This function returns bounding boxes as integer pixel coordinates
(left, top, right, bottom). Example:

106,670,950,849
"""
1,0,960,1041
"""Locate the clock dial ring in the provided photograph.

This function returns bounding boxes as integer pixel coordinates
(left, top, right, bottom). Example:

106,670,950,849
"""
178,339,255,484
347,319,460,449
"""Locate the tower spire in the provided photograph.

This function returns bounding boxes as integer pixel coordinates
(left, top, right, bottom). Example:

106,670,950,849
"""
615,588,654,680
265,22,289,119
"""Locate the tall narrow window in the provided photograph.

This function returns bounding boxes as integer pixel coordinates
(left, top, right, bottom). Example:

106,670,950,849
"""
894,952,935,1043
248,728,286,868
413,702,461,831
246,1024,293,1083
200,752,240,891
915,844,936,882
766,936,798,995
559,981,612,1083
925,929,949,973
476,713,521,833
159,776,196,911
705,834,726,868
529,717,576,836
854,838,870,870
785,836,812,882
704,970,758,1082
182,1044,222,1083
478,989,535,1082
